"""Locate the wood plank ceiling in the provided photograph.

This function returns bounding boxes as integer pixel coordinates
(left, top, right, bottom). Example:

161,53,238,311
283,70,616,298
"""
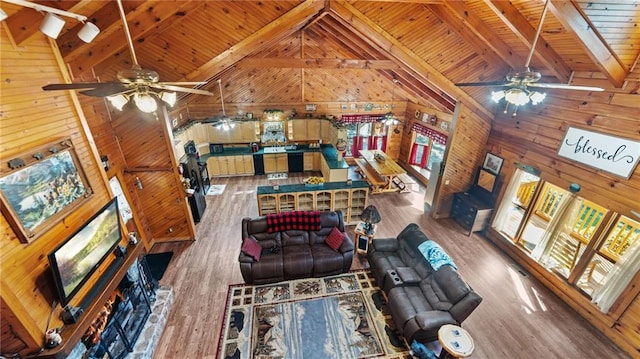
2,0,638,120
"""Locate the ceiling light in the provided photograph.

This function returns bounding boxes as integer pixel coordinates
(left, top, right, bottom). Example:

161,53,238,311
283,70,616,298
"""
77,22,100,43
39,12,65,39
492,87,546,116
3,0,100,41
133,93,158,113
106,94,129,111
160,91,177,107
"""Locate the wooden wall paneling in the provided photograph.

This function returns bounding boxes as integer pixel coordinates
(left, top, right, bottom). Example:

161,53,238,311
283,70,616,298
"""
0,32,117,355
484,70,640,356
434,103,492,219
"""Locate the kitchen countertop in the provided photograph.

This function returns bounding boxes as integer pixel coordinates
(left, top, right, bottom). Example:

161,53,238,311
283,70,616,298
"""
187,144,348,170
257,180,369,195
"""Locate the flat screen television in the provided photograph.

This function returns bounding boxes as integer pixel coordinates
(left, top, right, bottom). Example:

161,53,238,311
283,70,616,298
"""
48,198,122,307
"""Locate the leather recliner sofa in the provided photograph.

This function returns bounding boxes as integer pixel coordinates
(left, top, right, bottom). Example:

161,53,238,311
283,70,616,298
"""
367,223,482,343
239,210,354,284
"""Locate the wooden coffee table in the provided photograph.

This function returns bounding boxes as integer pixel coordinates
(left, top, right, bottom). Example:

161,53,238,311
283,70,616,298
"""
438,324,474,358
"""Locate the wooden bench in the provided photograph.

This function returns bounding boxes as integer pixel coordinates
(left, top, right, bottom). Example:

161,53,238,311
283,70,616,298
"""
354,158,387,188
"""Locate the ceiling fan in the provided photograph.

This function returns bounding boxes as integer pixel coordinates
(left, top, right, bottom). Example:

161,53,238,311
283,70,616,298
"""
201,79,246,130
455,0,604,116
42,0,213,113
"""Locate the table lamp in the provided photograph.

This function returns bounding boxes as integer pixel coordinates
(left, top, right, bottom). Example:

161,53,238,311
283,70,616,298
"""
360,205,381,235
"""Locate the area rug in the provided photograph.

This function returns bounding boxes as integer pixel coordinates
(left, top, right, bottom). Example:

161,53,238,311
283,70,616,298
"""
217,271,409,359
267,172,288,180
207,184,226,196
144,251,173,281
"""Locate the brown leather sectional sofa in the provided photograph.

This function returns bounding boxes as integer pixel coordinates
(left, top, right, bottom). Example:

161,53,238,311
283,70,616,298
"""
239,210,354,284
368,223,482,343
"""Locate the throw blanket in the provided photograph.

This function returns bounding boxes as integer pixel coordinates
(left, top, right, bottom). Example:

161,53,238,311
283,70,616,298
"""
417,240,457,271
266,210,321,233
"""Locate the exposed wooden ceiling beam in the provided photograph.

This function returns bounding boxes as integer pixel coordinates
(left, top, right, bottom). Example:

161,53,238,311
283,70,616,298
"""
180,0,326,83
439,1,527,72
330,0,494,121
547,0,626,88
65,1,201,77
483,0,572,83
237,58,399,69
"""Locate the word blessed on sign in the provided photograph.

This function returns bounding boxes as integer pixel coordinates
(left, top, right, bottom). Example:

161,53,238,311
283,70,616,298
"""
558,127,640,179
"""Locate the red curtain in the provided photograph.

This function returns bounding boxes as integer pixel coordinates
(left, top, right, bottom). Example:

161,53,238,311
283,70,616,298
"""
351,136,359,157
411,122,448,144
420,145,429,168
381,135,387,152
410,143,419,164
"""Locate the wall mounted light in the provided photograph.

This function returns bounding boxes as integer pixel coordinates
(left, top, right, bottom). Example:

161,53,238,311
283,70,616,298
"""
135,176,143,190
3,0,100,42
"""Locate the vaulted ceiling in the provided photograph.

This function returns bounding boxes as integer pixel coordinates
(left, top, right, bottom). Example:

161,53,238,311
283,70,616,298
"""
2,0,638,120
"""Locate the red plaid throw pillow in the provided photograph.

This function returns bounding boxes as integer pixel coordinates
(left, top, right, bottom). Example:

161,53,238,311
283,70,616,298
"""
241,237,262,261
325,227,345,251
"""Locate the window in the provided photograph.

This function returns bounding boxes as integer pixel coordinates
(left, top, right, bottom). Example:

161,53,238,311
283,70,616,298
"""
493,168,640,307
408,132,447,177
345,122,388,157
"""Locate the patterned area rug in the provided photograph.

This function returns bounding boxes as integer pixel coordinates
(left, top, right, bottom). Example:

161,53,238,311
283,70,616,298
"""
217,271,409,359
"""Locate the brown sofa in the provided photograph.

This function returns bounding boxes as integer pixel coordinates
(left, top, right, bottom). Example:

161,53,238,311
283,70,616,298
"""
367,223,482,343
239,210,354,284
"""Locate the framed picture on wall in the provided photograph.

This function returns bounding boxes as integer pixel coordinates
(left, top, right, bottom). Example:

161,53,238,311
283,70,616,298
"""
0,139,93,243
482,152,504,175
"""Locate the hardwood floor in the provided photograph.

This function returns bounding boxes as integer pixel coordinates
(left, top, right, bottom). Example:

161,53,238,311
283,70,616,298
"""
150,173,629,359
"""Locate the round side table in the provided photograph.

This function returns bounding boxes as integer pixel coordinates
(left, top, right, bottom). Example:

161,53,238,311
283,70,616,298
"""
438,324,474,358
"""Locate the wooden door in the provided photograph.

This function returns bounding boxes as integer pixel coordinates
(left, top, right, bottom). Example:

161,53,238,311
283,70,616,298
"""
243,155,255,174
306,120,321,141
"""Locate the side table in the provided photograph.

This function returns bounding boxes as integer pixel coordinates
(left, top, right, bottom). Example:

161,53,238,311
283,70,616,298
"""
438,324,474,358
355,221,376,254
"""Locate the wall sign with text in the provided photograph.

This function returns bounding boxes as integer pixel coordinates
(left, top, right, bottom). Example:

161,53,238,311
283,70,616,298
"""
557,127,640,179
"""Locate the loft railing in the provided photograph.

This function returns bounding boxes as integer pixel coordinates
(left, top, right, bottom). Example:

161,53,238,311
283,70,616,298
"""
600,216,640,262
515,181,537,208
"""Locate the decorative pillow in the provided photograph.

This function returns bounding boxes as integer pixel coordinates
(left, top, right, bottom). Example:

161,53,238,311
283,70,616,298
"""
241,237,262,261
325,227,345,251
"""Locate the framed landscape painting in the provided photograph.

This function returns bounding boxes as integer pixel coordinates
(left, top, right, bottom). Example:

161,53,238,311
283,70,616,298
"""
0,139,92,243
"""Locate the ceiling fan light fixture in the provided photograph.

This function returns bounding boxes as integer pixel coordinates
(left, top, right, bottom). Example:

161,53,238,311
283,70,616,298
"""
77,21,100,43
133,93,158,113
491,90,505,103
504,88,530,106
530,91,546,105
39,12,65,39
160,91,177,107
106,94,129,111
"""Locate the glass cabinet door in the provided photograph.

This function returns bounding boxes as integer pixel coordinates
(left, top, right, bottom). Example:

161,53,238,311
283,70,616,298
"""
297,192,315,211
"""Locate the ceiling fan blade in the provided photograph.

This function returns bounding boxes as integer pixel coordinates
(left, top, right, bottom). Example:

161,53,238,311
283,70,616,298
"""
43,83,108,91
455,81,509,87
158,82,208,86
150,83,214,95
528,83,605,91
79,84,132,97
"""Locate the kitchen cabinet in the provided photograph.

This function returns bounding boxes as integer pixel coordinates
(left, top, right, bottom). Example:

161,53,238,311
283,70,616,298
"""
303,152,321,171
256,181,370,224
206,154,254,177
264,153,288,173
